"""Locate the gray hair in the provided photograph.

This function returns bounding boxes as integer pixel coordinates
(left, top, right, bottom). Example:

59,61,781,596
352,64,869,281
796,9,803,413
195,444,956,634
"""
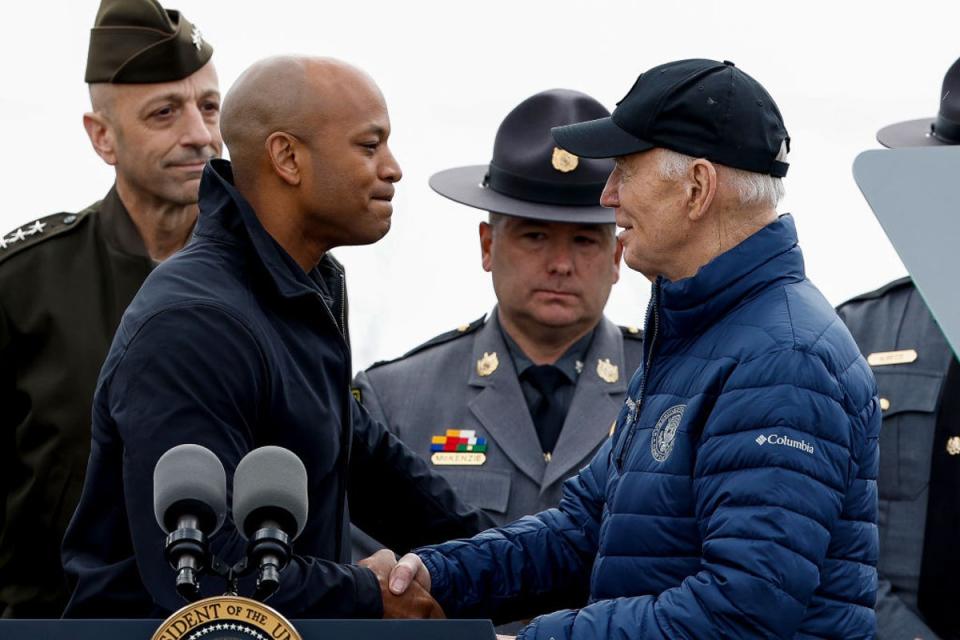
657,141,788,209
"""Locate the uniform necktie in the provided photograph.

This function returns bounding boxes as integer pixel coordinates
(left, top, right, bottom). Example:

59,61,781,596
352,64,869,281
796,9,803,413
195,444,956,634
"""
522,364,568,456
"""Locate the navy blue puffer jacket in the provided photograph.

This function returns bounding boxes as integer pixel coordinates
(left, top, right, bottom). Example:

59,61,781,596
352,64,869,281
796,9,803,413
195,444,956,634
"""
417,215,880,639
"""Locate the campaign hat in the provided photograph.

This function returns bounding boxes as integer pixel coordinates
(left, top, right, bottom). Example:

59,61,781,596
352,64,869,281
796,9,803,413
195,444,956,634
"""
429,89,615,223
877,56,960,148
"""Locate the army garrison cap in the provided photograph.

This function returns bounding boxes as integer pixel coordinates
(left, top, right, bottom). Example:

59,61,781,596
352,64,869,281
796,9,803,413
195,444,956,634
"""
85,0,213,84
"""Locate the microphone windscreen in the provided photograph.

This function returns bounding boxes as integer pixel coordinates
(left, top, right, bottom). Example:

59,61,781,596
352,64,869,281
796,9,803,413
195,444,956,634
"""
232,446,308,540
153,444,227,535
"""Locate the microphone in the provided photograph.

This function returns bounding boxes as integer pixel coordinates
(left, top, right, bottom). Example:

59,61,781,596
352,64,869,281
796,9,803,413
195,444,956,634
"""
232,446,308,601
153,444,227,601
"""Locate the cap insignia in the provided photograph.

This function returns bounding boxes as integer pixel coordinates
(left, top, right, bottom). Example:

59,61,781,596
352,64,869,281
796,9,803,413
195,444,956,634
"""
191,26,204,51
476,351,499,377
551,147,579,173
596,358,619,383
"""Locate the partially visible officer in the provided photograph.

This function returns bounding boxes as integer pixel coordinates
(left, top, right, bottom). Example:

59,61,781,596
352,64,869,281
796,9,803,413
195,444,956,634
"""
62,55,490,619
837,55,960,640
0,0,220,618
352,90,644,536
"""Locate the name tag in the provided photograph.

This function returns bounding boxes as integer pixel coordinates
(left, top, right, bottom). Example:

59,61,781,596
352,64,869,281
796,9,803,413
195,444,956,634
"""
867,349,918,367
432,452,486,466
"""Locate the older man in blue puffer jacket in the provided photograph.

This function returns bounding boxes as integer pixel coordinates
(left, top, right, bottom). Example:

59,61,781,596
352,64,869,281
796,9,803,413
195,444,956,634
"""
379,59,880,640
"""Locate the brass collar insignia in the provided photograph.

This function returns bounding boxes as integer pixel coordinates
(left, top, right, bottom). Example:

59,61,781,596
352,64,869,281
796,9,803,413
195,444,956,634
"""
947,437,960,456
596,358,619,383
477,351,499,377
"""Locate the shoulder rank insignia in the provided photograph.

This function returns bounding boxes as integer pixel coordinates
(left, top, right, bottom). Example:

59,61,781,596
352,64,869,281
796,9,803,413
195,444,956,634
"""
476,351,499,377
0,210,87,264
0,219,47,251
596,358,619,383
867,349,918,367
430,429,487,466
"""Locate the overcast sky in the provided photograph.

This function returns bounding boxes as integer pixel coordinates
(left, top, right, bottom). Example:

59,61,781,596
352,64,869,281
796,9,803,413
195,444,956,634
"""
2,0,957,370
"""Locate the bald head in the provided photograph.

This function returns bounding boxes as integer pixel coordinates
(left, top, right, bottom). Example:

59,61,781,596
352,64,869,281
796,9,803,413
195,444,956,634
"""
221,55,382,182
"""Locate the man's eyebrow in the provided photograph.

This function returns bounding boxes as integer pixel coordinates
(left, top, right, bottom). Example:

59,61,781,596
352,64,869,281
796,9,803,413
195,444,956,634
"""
357,124,388,138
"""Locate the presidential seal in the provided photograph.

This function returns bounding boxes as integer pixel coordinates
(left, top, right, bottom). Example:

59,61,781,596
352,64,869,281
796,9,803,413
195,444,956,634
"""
650,404,686,462
151,596,301,640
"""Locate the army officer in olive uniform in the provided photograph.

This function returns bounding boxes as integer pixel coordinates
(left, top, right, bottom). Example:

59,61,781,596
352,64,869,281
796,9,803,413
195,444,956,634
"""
837,56,960,640
0,0,220,617
353,90,644,535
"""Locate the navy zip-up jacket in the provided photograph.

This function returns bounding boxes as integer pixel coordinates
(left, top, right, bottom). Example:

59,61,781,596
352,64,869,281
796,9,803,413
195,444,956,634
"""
61,159,492,618
417,215,881,639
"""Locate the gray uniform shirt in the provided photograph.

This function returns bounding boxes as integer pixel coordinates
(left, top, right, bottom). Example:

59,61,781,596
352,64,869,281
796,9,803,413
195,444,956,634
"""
352,310,644,533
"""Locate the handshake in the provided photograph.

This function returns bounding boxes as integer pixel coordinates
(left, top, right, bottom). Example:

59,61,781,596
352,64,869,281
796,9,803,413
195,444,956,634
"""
359,550,440,619
360,550,516,640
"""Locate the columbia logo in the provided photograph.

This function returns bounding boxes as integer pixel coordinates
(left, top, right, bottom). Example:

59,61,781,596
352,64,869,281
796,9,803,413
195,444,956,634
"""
755,433,814,455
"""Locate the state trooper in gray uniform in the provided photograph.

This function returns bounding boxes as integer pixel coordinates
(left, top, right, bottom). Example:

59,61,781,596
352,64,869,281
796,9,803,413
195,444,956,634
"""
838,56,960,640
353,90,644,541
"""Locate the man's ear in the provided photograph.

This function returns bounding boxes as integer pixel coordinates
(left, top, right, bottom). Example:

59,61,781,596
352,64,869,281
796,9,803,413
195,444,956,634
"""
686,159,718,221
479,221,494,272
83,112,117,166
265,132,302,186
611,236,623,284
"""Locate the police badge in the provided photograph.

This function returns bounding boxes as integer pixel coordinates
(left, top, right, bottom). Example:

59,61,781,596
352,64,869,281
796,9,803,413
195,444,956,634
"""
650,404,686,462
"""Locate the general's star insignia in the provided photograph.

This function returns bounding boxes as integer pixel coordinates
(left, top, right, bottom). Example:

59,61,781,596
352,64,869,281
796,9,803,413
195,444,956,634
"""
10,228,26,242
476,351,499,377
575,360,584,374
29,220,46,235
0,236,6,250
191,26,204,50
596,358,619,383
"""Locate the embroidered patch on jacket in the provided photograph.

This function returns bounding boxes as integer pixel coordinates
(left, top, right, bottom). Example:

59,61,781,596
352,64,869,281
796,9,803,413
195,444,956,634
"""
650,404,686,462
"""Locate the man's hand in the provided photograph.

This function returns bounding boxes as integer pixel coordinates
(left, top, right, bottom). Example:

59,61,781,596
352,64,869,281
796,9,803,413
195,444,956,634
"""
359,549,444,619
387,552,432,595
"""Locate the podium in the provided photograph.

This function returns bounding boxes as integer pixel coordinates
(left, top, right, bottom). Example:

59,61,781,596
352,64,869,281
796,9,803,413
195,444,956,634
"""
0,619,497,640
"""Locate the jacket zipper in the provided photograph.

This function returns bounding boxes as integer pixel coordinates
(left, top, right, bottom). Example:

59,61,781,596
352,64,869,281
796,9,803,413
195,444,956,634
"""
616,280,661,470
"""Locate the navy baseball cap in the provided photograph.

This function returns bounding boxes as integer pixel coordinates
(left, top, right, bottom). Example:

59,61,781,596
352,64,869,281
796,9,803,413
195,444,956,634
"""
552,59,790,177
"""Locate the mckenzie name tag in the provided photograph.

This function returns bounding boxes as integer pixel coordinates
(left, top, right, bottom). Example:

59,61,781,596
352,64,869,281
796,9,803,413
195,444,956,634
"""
431,452,486,466
867,349,918,366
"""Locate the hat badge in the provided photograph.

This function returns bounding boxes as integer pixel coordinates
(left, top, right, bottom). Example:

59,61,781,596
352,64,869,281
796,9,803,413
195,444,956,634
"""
551,147,579,173
191,26,204,51
476,352,499,377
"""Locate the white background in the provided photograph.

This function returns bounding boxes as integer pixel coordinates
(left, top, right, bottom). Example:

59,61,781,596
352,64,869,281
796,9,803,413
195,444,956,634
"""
2,1,957,371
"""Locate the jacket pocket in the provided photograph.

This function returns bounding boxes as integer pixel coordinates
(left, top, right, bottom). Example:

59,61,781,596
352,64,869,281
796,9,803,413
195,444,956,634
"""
435,468,511,514
874,369,944,500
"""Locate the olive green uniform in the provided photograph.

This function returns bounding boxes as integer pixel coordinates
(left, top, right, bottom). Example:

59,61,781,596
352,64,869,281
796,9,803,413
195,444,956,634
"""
0,189,153,617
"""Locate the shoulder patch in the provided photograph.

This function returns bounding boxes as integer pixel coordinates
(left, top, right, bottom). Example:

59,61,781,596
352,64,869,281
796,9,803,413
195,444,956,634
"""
0,209,91,265
367,315,486,371
838,276,913,308
620,325,644,340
